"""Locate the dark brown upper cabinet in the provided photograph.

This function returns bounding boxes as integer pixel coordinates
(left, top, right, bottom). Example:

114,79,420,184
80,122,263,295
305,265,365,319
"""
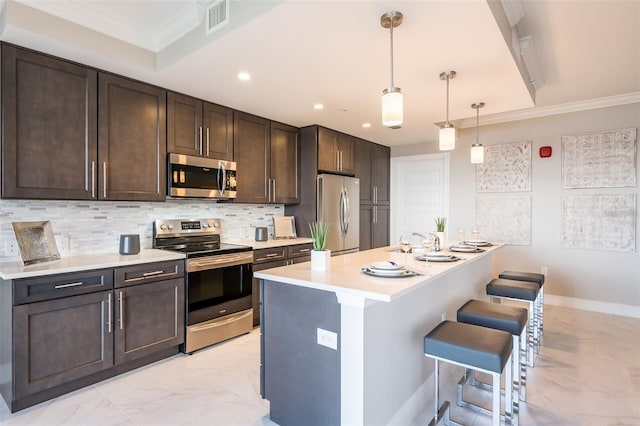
355,139,390,205
1,44,98,200
98,73,166,201
317,127,355,175
1,44,167,202
167,91,233,160
234,112,300,204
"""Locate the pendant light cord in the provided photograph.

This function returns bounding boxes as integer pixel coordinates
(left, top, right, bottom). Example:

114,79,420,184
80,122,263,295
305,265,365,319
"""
389,23,394,87
445,76,450,125
475,106,480,143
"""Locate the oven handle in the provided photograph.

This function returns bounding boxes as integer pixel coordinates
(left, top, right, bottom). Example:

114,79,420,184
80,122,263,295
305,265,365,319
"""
187,251,254,272
190,310,253,332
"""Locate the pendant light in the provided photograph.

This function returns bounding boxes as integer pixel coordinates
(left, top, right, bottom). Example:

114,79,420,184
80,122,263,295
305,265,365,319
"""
439,71,457,150
470,102,485,163
380,11,403,127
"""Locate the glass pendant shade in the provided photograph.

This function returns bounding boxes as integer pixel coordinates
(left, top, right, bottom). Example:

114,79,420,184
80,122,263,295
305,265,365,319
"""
382,87,403,127
470,143,485,163
439,125,456,150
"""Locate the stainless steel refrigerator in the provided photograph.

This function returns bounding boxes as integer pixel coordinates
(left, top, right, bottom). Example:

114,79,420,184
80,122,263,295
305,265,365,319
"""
316,174,360,255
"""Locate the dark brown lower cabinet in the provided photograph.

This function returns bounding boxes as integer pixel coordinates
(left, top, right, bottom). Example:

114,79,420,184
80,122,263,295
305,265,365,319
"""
359,205,390,251
1,260,185,413
13,291,112,399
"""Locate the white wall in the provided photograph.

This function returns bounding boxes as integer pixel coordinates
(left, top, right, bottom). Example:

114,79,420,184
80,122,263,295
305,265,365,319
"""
392,103,640,309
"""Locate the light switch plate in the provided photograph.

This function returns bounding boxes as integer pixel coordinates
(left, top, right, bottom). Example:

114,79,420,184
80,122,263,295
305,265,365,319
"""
317,328,338,350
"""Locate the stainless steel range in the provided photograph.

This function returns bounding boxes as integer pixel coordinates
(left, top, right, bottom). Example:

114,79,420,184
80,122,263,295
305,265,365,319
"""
153,218,253,354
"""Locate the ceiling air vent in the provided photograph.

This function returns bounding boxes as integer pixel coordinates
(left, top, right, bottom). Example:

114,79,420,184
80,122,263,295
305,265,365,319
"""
206,0,229,35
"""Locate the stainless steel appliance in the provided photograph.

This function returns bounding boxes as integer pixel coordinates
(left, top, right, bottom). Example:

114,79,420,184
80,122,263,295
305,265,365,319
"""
168,153,237,199
316,174,360,255
153,218,253,353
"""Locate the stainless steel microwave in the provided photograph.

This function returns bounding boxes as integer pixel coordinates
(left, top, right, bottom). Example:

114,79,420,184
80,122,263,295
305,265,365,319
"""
168,153,237,199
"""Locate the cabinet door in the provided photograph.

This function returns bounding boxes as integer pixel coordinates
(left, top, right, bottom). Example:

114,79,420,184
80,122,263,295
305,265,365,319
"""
317,127,338,173
114,278,184,365
252,259,287,326
1,45,97,200
203,102,234,161
13,291,113,398
359,205,373,251
355,139,373,204
98,73,166,201
372,205,390,249
234,112,270,203
338,133,355,175
167,92,202,157
373,144,390,205
271,122,300,204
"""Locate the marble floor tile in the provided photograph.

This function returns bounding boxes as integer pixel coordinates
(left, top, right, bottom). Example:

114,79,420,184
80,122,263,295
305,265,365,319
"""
0,305,638,425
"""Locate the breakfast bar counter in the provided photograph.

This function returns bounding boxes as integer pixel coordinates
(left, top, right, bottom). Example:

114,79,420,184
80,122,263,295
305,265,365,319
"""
255,244,503,425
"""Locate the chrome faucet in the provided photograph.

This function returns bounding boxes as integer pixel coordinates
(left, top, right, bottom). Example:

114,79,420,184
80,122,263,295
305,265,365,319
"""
412,232,441,251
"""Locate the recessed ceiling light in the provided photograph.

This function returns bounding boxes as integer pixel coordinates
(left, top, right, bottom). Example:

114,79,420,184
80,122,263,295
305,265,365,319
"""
313,103,324,110
237,72,251,81
362,123,371,128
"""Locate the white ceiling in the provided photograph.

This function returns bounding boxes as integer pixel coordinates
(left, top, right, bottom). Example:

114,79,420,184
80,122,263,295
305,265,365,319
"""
1,0,639,147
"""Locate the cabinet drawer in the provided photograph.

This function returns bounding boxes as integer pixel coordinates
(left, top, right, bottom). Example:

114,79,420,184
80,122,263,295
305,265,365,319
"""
253,247,287,263
288,243,313,258
13,269,113,305
115,260,184,288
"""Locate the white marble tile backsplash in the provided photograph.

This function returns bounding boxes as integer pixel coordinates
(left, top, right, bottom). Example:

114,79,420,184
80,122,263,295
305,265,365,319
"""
0,199,283,259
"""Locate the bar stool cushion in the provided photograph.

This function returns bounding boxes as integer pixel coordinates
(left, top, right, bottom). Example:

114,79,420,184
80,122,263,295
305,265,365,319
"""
499,270,545,286
486,278,539,301
424,320,513,374
457,299,527,336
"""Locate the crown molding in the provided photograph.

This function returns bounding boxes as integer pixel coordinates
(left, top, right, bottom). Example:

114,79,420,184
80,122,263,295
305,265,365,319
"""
454,92,640,128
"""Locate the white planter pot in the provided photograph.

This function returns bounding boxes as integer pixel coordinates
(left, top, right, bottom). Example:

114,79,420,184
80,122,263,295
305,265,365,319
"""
311,249,331,271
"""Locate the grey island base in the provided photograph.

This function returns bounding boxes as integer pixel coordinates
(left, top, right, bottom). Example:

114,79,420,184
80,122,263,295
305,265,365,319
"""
255,244,503,425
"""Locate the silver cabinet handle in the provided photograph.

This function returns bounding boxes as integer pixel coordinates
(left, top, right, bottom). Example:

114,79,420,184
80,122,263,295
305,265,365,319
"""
374,205,377,224
267,178,272,202
272,179,276,203
142,270,166,277
339,151,343,171
298,248,310,253
107,293,112,333
119,291,124,330
102,162,107,198
198,126,203,155
91,161,95,198
336,151,340,171
265,253,280,258
206,127,210,157
54,281,84,289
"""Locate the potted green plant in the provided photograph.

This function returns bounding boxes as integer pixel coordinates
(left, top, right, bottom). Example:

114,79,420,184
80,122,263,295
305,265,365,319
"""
309,221,330,271
434,217,447,247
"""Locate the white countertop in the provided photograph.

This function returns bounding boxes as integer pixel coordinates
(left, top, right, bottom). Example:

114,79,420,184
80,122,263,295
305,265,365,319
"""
254,244,502,303
0,249,186,280
225,237,314,250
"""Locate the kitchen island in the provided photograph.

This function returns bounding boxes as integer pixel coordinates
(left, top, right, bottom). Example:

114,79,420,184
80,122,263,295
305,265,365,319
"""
255,244,503,426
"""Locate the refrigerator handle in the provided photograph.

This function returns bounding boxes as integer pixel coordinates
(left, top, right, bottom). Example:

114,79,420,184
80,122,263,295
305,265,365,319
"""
343,187,350,235
339,188,346,236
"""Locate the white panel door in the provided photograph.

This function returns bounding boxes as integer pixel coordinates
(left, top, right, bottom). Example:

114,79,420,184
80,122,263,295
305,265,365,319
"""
390,154,449,245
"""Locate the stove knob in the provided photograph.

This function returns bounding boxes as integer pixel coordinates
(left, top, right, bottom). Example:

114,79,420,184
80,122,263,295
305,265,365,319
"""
212,222,219,228
160,224,167,230
202,223,209,228
167,224,174,230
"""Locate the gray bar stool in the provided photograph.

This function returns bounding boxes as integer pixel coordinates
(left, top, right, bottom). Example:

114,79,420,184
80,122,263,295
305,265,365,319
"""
499,271,545,338
486,278,540,367
424,320,515,426
456,299,528,414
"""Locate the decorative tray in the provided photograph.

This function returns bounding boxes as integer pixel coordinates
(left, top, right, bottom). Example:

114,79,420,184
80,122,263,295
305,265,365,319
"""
12,221,61,265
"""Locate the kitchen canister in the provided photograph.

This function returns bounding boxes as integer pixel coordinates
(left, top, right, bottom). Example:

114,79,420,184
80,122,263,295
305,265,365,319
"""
255,227,268,242
119,234,140,255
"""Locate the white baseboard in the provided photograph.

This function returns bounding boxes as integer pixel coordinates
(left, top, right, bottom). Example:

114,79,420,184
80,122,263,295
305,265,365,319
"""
545,294,640,319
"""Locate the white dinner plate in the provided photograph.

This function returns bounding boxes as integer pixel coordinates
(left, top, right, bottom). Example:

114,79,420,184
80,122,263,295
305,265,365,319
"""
361,267,418,278
369,261,404,270
416,255,460,263
463,239,491,246
449,246,485,253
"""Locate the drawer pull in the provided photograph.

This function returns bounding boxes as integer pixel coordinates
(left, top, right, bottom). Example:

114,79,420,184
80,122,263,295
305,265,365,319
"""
298,248,310,253
54,281,84,289
265,253,281,258
142,270,166,277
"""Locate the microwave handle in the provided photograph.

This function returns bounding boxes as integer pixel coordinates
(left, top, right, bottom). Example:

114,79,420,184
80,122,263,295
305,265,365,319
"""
218,161,227,196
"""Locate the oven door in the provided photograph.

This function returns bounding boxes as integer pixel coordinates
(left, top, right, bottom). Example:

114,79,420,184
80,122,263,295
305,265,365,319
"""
186,252,253,326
